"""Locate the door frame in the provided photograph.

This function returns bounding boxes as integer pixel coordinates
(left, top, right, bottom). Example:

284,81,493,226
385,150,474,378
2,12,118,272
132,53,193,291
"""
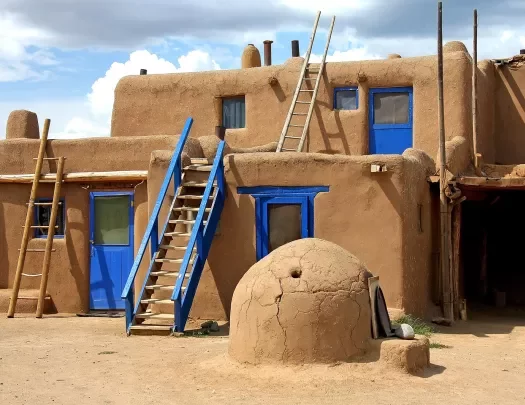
89,191,134,310
368,86,414,154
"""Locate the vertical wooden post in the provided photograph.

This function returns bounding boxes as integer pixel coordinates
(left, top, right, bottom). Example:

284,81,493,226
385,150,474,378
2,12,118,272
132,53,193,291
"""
36,157,65,318
472,9,478,164
8,119,51,318
437,3,454,322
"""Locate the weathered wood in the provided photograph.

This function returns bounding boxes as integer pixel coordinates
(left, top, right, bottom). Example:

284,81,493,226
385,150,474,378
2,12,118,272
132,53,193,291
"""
451,204,462,319
36,157,65,318
472,9,478,166
437,2,454,323
0,170,148,183
8,118,50,318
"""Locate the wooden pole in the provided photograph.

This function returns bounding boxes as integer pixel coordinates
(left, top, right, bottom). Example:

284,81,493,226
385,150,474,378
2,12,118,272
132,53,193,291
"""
437,3,454,322
472,9,478,163
8,119,50,317
36,157,65,318
0,170,148,183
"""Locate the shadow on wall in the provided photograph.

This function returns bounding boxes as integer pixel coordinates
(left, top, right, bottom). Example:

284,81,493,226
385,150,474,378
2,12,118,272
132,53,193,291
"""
208,155,256,317
65,191,90,312
0,201,7,288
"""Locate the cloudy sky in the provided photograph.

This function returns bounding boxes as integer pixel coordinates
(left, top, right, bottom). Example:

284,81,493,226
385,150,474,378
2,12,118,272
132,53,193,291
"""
1,0,524,139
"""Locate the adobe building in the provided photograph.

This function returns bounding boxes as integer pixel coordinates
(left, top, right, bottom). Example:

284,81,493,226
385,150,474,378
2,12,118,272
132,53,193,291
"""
1,37,525,330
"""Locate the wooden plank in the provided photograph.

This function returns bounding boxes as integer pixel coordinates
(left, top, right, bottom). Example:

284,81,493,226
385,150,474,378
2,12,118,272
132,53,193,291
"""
37,156,65,318
0,170,148,184
8,118,50,318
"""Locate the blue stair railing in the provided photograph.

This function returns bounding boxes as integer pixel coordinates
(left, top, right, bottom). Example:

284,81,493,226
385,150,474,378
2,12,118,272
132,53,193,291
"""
121,117,193,334
172,140,226,332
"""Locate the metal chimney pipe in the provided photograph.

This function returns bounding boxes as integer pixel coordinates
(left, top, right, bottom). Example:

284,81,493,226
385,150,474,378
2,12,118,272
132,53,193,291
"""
520,49,525,55
140,69,147,75
291,40,300,57
263,40,273,66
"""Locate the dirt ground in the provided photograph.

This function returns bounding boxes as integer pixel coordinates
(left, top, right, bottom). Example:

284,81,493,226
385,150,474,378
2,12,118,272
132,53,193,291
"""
1,311,524,405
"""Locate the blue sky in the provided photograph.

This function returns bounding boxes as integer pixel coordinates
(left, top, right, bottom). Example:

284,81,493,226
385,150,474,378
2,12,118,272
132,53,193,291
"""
1,0,524,139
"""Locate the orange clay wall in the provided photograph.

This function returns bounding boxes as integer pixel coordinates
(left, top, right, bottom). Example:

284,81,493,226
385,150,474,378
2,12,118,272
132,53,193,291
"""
111,51,473,161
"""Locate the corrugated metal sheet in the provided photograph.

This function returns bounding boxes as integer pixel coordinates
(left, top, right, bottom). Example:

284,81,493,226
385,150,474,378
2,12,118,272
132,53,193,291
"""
223,97,246,129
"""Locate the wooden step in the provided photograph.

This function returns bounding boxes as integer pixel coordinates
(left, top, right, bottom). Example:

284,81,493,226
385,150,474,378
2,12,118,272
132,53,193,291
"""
155,257,195,265
144,284,175,291
140,298,174,305
158,245,189,251
284,136,301,140
173,207,211,213
27,202,63,206
169,219,208,225
150,270,190,278
182,181,215,188
190,158,213,164
135,312,174,320
184,165,212,172
281,148,296,152
177,194,213,200
164,231,192,237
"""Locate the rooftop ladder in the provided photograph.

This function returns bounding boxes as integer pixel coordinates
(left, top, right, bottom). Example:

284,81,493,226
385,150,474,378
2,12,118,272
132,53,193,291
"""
276,11,336,152
7,119,66,318
121,118,226,335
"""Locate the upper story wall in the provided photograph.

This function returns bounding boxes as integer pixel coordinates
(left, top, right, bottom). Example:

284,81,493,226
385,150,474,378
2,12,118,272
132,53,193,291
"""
494,56,525,164
111,50,473,160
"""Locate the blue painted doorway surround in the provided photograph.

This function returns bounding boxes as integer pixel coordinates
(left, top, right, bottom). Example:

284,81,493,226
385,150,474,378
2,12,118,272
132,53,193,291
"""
89,191,134,310
369,87,413,154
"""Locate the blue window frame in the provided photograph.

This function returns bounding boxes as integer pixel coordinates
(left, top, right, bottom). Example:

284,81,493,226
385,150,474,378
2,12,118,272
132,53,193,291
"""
237,186,329,260
222,96,246,129
334,87,358,110
34,198,65,238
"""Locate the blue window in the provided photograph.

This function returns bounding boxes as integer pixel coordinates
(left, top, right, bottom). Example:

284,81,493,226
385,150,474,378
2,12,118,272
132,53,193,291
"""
34,199,65,238
237,186,329,260
222,96,246,129
334,87,358,110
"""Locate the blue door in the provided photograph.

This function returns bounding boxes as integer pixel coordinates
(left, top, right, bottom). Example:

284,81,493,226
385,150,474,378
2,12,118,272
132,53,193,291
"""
258,195,311,259
89,192,134,310
369,87,413,154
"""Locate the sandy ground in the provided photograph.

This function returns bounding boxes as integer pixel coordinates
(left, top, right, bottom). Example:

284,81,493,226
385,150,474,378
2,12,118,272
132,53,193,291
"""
0,312,524,405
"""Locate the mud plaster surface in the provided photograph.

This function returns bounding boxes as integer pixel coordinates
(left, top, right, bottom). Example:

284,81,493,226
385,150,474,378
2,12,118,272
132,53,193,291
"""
1,313,524,405
229,238,372,364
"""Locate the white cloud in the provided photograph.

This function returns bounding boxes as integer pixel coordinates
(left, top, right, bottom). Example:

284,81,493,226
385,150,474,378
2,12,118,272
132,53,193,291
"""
58,49,221,139
0,12,56,82
309,46,381,62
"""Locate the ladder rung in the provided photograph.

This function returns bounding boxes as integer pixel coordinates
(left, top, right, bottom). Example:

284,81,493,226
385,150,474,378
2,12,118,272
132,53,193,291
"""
182,181,214,188
21,273,42,277
189,158,212,164
144,284,175,291
155,258,195,264
285,136,302,140
299,89,315,92
150,271,190,278
158,245,189,251
173,207,211,213
292,113,308,116
164,231,192,237
18,248,56,252
184,165,212,172
303,77,317,80
140,299,174,305
27,202,63,206
33,157,65,161
169,219,207,225
281,148,297,152
289,124,304,127
177,195,213,200
296,101,310,104
27,225,59,229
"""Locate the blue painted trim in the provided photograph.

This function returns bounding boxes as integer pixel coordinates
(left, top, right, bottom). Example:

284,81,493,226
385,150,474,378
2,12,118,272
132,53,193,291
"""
333,86,358,110
238,186,329,261
121,117,193,333
173,141,226,332
237,186,329,195
34,198,66,238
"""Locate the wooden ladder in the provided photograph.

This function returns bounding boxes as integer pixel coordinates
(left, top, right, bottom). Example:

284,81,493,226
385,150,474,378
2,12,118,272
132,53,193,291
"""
7,119,66,318
276,11,336,152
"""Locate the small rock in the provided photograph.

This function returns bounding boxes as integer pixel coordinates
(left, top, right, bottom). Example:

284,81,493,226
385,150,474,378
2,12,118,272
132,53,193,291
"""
209,321,220,332
200,320,213,329
394,323,415,340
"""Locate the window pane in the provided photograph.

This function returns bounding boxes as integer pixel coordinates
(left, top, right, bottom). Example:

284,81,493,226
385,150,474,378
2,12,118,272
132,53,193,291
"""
35,203,65,237
223,97,246,129
94,196,129,245
335,90,357,110
374,92,409,124
268,204,301,252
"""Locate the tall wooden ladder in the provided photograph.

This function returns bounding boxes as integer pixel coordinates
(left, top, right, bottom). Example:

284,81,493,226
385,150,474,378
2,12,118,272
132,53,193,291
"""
7,119,66,318
276,11,336,152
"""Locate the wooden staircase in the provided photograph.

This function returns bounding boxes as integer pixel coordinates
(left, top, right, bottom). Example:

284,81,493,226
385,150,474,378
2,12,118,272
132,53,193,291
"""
122,118,226,335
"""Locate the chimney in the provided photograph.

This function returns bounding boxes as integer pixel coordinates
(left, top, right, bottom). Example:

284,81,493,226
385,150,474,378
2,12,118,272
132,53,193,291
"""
140,69,148,75
291,40,300,57
520,49,525,55
263,40,273,66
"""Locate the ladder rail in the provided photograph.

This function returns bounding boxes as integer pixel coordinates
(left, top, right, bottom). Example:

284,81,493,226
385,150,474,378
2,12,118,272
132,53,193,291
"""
298,15,336,152
7,119,51,318
36,157,65,318
277,11,321,152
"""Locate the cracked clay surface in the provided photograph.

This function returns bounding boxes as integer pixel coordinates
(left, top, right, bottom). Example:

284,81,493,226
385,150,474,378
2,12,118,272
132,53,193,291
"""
229,238,373,365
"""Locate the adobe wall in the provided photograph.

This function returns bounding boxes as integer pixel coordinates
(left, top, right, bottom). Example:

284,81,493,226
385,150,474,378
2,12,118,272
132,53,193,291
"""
112,51,473,160
494,57,525,164
192,151,436,319
476,61,496,164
